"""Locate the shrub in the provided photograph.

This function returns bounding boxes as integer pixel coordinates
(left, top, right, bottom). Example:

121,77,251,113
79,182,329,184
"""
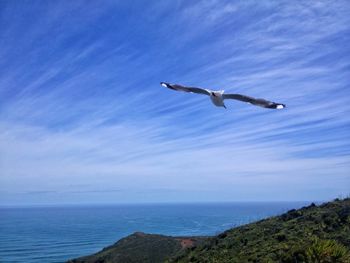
283,238,350,263
306,238,350,263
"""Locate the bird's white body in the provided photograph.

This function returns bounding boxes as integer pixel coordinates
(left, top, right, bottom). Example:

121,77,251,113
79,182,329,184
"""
206,90,226,108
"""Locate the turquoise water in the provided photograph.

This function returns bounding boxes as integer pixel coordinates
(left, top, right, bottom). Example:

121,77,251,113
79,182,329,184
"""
0,202,308,262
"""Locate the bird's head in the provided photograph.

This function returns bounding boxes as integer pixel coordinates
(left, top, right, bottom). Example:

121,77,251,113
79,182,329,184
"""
211,90,225,97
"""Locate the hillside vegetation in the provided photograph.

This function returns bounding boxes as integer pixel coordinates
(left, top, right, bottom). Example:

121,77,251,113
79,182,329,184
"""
69,232,206,263
174,198,350,262
69,198,350,263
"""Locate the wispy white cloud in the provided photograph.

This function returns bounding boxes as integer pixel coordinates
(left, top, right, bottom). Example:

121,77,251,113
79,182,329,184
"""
0,0,349,205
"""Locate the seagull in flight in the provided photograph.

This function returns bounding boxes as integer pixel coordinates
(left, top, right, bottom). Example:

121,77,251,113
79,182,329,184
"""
160,82,286,110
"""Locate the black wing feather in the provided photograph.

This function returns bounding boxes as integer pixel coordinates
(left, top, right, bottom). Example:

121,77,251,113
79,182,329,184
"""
223,94,285,109
161,82,210,96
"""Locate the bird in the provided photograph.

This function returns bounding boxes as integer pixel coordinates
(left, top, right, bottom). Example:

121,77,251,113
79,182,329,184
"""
160,82,286,110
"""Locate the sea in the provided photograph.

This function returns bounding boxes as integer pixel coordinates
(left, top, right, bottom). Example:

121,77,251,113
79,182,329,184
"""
0,202,309,263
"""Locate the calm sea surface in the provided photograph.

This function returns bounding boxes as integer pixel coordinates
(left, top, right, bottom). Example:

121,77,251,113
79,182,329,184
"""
0,202,308,263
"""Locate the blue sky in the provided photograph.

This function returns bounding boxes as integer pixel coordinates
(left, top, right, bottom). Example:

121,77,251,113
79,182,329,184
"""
0,0,349,205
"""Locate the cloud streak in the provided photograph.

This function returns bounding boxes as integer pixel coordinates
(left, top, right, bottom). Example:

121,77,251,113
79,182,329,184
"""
0,0,349,205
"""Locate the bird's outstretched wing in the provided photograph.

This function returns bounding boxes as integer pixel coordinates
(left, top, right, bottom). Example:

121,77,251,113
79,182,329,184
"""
161,82,210,96
223,93,286,109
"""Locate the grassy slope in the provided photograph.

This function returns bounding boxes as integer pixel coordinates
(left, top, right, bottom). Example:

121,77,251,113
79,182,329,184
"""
69,198,350,263
173,198,350,262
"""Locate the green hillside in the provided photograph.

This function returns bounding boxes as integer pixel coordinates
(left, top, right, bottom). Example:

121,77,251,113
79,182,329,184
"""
69,198,350,263
173,198,350,263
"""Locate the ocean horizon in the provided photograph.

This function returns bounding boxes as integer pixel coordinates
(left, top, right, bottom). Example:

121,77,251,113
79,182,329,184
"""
0,201,311,263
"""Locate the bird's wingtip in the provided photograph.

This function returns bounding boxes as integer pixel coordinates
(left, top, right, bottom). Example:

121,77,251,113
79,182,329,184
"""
160,82,168,88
